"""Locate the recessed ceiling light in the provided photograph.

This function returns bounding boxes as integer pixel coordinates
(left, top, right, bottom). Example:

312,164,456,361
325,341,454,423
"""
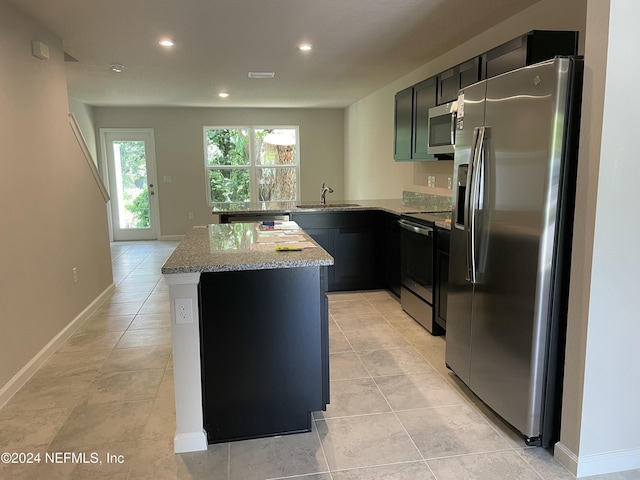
218,92,229,98
297,43,313,51
248,72,275,79
110,64,124,73
159,39,175,47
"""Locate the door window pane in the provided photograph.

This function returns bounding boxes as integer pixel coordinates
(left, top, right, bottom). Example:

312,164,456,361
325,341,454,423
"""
113,140,150,228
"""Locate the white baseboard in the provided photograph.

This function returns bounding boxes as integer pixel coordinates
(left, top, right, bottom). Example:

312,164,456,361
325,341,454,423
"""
555,442,579,475
0,283,116,409
160,234,185,241
555,441,640,478
174,431,208,453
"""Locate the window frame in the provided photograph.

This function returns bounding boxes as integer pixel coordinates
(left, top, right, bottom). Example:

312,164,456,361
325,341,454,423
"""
203,125,300,206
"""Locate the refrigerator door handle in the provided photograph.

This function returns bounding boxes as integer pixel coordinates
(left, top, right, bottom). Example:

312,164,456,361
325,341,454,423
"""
467,126,486,285
464,127,480,283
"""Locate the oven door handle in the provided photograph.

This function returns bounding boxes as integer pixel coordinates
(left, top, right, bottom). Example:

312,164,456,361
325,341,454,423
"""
398,219,433,237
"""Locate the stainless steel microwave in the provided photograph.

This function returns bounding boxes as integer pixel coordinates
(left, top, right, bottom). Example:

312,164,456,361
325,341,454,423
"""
427,101,457,155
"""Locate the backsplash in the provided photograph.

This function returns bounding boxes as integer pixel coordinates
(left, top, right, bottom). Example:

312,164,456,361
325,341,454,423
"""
402,191,452,212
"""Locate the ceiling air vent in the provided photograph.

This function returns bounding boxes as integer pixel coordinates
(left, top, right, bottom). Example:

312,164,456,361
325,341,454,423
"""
248,72,275,79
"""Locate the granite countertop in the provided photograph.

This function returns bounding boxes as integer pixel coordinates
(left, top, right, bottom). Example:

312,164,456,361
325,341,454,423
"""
162,222,334,274
211,197,453,217
435,219,452,230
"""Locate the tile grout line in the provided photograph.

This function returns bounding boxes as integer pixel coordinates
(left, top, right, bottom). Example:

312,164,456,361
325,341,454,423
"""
360,295,439,479
367,295,554,479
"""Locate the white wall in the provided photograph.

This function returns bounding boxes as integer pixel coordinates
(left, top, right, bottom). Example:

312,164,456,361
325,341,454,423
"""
557,0,640,476
93,107,344,237
0,2,113,399
344,0,587,199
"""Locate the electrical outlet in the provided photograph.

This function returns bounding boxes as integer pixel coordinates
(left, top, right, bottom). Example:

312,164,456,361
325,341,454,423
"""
447,177,452,189
427,175,436,188
188,212,194,220
72,267,78,284
175,298,193,324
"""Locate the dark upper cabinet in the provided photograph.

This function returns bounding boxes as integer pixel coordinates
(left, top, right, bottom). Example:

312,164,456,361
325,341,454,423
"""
458,57,482,89
393,87,413,161
481,30,579,79
437,57,481,105
437,67,458,105
412,77,438,160
394,77,438,162
395,31,576,161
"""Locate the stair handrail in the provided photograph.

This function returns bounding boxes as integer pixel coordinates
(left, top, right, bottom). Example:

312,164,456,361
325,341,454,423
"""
68,113,110,203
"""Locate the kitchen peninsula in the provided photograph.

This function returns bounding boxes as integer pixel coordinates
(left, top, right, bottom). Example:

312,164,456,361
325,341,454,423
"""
162,222,333,452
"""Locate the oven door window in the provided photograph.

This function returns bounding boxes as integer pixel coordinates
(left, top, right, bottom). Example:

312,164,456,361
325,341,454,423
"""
401,227,434,304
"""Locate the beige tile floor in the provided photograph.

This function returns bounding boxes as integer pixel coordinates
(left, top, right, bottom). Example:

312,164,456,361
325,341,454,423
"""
0,240,638,480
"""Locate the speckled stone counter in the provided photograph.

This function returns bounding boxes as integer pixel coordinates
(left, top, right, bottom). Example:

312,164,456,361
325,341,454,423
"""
161,222,334,274
212,197,452,217
435,219,452,230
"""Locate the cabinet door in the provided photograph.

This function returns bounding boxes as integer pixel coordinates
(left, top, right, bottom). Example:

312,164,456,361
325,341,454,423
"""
394,87,413,161
435,250,449,330
291,211,380,292
334,226,377,291
482,30,579,79
412,77,437,160
382,213,401,297
303,227,336,290
482,36,526,79
435,228,450,330
437,67,459,105
458,57,481,90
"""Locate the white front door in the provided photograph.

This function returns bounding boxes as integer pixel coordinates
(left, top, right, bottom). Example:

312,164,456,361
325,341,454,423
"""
102,129,160,241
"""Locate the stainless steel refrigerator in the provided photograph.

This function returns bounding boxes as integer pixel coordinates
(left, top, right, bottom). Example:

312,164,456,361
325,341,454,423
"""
446,56,583,447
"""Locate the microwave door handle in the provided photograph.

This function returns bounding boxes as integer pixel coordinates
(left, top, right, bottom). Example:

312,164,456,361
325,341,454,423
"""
468,126,486,285
464,127,480,282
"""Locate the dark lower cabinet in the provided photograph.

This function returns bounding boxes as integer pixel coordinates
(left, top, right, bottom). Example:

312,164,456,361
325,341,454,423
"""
334,226,377,291
381,212,401,297
291,211,380,292
219,210,402,294
199,266,329,443
435,228,450,330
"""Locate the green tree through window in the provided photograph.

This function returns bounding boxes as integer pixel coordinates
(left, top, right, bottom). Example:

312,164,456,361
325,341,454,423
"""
116,140,150,228
205,127,299,204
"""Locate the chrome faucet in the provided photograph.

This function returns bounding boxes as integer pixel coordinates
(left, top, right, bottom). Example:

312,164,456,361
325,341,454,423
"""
320,182,334,206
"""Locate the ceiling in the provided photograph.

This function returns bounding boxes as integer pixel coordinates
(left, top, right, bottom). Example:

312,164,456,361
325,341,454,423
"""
10,0,540,108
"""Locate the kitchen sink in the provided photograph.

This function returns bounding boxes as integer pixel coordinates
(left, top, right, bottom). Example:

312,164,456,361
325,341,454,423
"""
296,203,361,209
